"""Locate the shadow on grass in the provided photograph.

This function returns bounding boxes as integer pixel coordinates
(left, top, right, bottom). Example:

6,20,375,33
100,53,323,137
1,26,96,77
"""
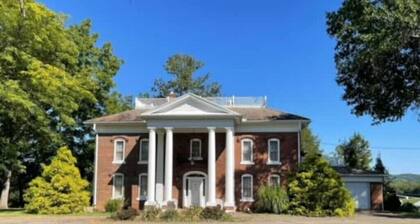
372,211,420,219
0,208,109,217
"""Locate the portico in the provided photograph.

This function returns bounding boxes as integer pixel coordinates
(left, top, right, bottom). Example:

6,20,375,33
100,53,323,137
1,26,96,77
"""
140,94,240,209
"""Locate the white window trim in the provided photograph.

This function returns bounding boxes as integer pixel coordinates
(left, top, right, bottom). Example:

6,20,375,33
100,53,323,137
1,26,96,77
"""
241,174,254,202
269,174,281,186
267,138,281,165
137,173,148,201
112,173,124,199
189,138,203,160
138,139,149,164
113,139,126,164
241,139,254,165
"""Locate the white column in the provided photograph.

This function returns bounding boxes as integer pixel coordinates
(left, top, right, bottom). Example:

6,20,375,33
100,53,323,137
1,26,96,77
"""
145,127,156,206
155,131,164,205
224,127,235,208
164,127,174,204
206,127,217,207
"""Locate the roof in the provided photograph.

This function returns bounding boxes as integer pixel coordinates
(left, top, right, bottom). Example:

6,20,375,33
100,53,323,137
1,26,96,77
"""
333,166,385,176
85,107,309,124
85,93,310,124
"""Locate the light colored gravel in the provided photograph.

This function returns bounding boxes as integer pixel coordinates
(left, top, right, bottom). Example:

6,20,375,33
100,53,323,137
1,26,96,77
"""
0,212,419,224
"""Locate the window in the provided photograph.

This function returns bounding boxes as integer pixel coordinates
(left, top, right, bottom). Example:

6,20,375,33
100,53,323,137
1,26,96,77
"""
112,173,124,199
138,139,149,164
138,173,148,200
241,174,253,201
269,174,281,187
190,138,202,160
268,138,280,164
241,139,254,164
114,139,125,163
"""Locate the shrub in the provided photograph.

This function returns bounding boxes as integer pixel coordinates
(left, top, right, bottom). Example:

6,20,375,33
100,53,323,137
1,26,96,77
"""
141,207,161,221
111,207,138,220
288,152,356,217
401,202,418,213
105,199,124,213
160,208,180,221
384,191,401,211
182,206,203,222
24,147,90,214
255,185,289,214
201,205,226,220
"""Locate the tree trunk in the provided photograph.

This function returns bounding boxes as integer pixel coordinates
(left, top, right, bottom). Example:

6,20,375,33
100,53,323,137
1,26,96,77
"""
0,170,11,209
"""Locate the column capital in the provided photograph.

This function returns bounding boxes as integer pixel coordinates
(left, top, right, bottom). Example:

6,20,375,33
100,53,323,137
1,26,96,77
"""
148,127,156,131
207,127,216,131
164,127,174,131
224,127,234,132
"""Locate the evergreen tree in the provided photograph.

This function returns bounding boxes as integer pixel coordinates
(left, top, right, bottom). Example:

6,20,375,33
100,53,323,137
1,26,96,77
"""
336,133,372,170
24,147,90,214
288,152,356,217
373,154,387,174
150,54,221,97
300,126,322,158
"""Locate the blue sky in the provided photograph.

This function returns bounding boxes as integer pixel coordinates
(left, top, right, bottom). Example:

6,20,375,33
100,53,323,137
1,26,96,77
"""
40,0,419,174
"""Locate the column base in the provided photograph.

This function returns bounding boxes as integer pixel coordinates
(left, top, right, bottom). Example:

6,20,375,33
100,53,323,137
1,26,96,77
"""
163,200,177,209
205,201,218,207
144,201,157,207
223,202,236,213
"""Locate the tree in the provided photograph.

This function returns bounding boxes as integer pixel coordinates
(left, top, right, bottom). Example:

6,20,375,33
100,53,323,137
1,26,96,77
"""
373,154,387,174
0,0,127,207
24,147,90,214
335,133,372,170
150,54,221,97
301,126,322,158
288,152,356,217
326,0,420,123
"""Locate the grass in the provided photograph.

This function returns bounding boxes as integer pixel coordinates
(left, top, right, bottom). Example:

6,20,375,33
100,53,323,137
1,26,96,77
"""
400,211,420,218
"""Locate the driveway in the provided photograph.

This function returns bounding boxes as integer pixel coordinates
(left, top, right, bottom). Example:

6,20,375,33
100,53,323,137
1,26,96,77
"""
0,212,419,224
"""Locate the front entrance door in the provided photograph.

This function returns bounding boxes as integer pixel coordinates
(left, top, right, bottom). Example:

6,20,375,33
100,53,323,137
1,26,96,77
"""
187,177,205,207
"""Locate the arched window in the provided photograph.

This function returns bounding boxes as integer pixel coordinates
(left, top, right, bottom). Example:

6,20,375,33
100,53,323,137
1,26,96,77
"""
241,174,254,201
113,139,126,164
190,138,202,160
138,138,149,164
241,139,254,164
267,138,281,164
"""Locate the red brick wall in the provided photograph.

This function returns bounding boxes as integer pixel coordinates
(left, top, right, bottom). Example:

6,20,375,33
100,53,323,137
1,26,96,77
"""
371,183,384,210
95,132,299,211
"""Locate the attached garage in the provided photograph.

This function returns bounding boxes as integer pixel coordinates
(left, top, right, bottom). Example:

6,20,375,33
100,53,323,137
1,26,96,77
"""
334,166,385,210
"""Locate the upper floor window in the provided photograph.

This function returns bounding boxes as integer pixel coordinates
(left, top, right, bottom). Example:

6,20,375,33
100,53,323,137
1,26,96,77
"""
113,139,125,163
241,139,254,164
112,173,124,199
138,139,149,164
241,174,254,202
269,174,281,187
190,138,202,160
267,138,280,164
138,173,148,200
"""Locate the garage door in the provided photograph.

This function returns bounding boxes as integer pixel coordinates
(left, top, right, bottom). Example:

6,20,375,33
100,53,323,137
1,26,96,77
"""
345,182,370,209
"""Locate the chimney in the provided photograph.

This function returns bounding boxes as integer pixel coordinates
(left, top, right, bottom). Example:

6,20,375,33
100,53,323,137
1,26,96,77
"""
167,91,176,101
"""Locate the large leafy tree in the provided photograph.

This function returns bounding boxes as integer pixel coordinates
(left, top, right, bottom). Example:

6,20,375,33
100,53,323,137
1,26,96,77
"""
335,133,372,170
326,0,420,123
24,147,90,214
301,126,322,157
0,0,127,208
150,54,221,97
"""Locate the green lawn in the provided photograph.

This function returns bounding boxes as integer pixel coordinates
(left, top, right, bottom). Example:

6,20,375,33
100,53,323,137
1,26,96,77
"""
0,209,108,217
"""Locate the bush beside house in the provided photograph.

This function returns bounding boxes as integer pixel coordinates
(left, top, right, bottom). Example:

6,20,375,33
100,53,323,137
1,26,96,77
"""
24,147,90,214
288,152,356,217
255,185,289,214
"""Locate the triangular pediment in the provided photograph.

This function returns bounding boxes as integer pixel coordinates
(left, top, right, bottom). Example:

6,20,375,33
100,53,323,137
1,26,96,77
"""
141,93,240,117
